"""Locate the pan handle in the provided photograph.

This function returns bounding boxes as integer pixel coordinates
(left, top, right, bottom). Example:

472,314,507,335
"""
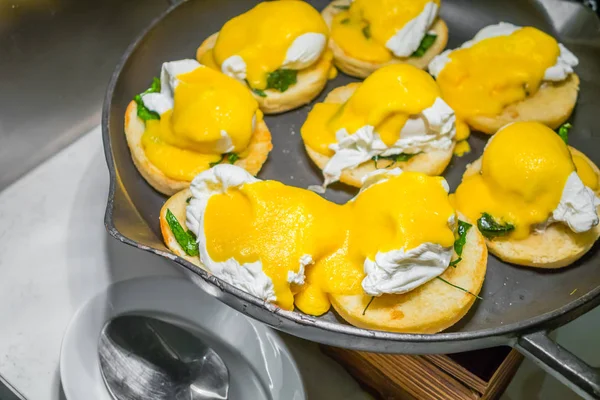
516,331,600,399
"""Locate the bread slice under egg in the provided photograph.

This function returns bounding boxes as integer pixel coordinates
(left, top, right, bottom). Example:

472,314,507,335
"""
467,74,580,135
196,33,333,115
160,188,488,334
330,215,488,334
303,83,455,188
124,101,273,196
321,0,449,79
460,147,600,269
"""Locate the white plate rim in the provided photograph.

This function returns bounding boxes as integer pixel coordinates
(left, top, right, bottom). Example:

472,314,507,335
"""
59,276,306,400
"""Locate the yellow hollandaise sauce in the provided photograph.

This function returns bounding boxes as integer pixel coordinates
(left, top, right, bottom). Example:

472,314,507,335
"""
453,122,575,239
573,153,598,190
453,119,472,155
141,66,259,181
436,27,560,119
198,49,219,70
301,64,441,156
455,119,470,141
203,172,455,314
330,0,437,62
453,140,470,156
209,0,328,89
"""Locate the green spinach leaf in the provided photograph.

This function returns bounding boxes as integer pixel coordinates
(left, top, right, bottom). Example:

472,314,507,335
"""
146,77,161,94
266,69,298,93
411,33,437,57
252,88,267,97
244,79,267,97
449,220,472,267
227,153,240,163
166,209,199,257
209,152,240,168
134,77,161,122
557,122,572,144
477,212,514,240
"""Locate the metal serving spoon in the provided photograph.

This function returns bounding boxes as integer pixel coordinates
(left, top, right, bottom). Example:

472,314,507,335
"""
99,315,229,400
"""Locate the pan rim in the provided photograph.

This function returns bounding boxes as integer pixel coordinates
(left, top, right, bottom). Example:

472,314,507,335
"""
101,0,600,345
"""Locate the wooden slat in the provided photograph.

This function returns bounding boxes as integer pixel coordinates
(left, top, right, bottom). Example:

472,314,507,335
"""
424,354,488,394
321,347,415,399
365,353,479,400
322,346,524,400
481,350,524,400
322,346,479,400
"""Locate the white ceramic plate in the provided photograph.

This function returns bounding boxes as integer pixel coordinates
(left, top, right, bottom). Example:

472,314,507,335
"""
59,276,305,400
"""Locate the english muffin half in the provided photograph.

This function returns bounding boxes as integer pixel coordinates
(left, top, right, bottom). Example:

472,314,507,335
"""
467,74,580,135
303,83,455,188
321,0,449,79
461,147,600,268
428,22,580,135
196,33,333,115
161,187,486,334
330,217,487,333
124,101,272,196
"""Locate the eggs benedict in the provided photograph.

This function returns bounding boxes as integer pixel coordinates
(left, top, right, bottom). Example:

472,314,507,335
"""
124,59,272,195
301,64,464,190
429,23,579,134
322,0,449,78
453,122,600,268
160,165,487,333
196,0,333,114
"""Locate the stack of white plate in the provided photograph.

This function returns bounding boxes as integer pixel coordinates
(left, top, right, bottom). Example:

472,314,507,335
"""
59,277,305,400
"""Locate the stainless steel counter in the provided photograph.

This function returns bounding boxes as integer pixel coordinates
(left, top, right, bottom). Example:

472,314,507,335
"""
0,0,169,192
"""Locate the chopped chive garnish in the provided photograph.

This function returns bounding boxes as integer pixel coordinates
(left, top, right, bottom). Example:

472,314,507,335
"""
436,277,482,299
362,296,376,315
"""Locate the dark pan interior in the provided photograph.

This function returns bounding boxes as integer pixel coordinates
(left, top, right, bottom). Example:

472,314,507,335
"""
106,0,600,335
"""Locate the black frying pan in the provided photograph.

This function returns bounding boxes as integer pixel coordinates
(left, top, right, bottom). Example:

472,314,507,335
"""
102,0,600,397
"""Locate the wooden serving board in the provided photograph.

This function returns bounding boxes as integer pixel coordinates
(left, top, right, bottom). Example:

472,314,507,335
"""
321,346,523,400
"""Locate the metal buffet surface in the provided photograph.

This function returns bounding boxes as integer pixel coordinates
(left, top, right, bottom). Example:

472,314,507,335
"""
0,1,170,398
0,0,169,192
